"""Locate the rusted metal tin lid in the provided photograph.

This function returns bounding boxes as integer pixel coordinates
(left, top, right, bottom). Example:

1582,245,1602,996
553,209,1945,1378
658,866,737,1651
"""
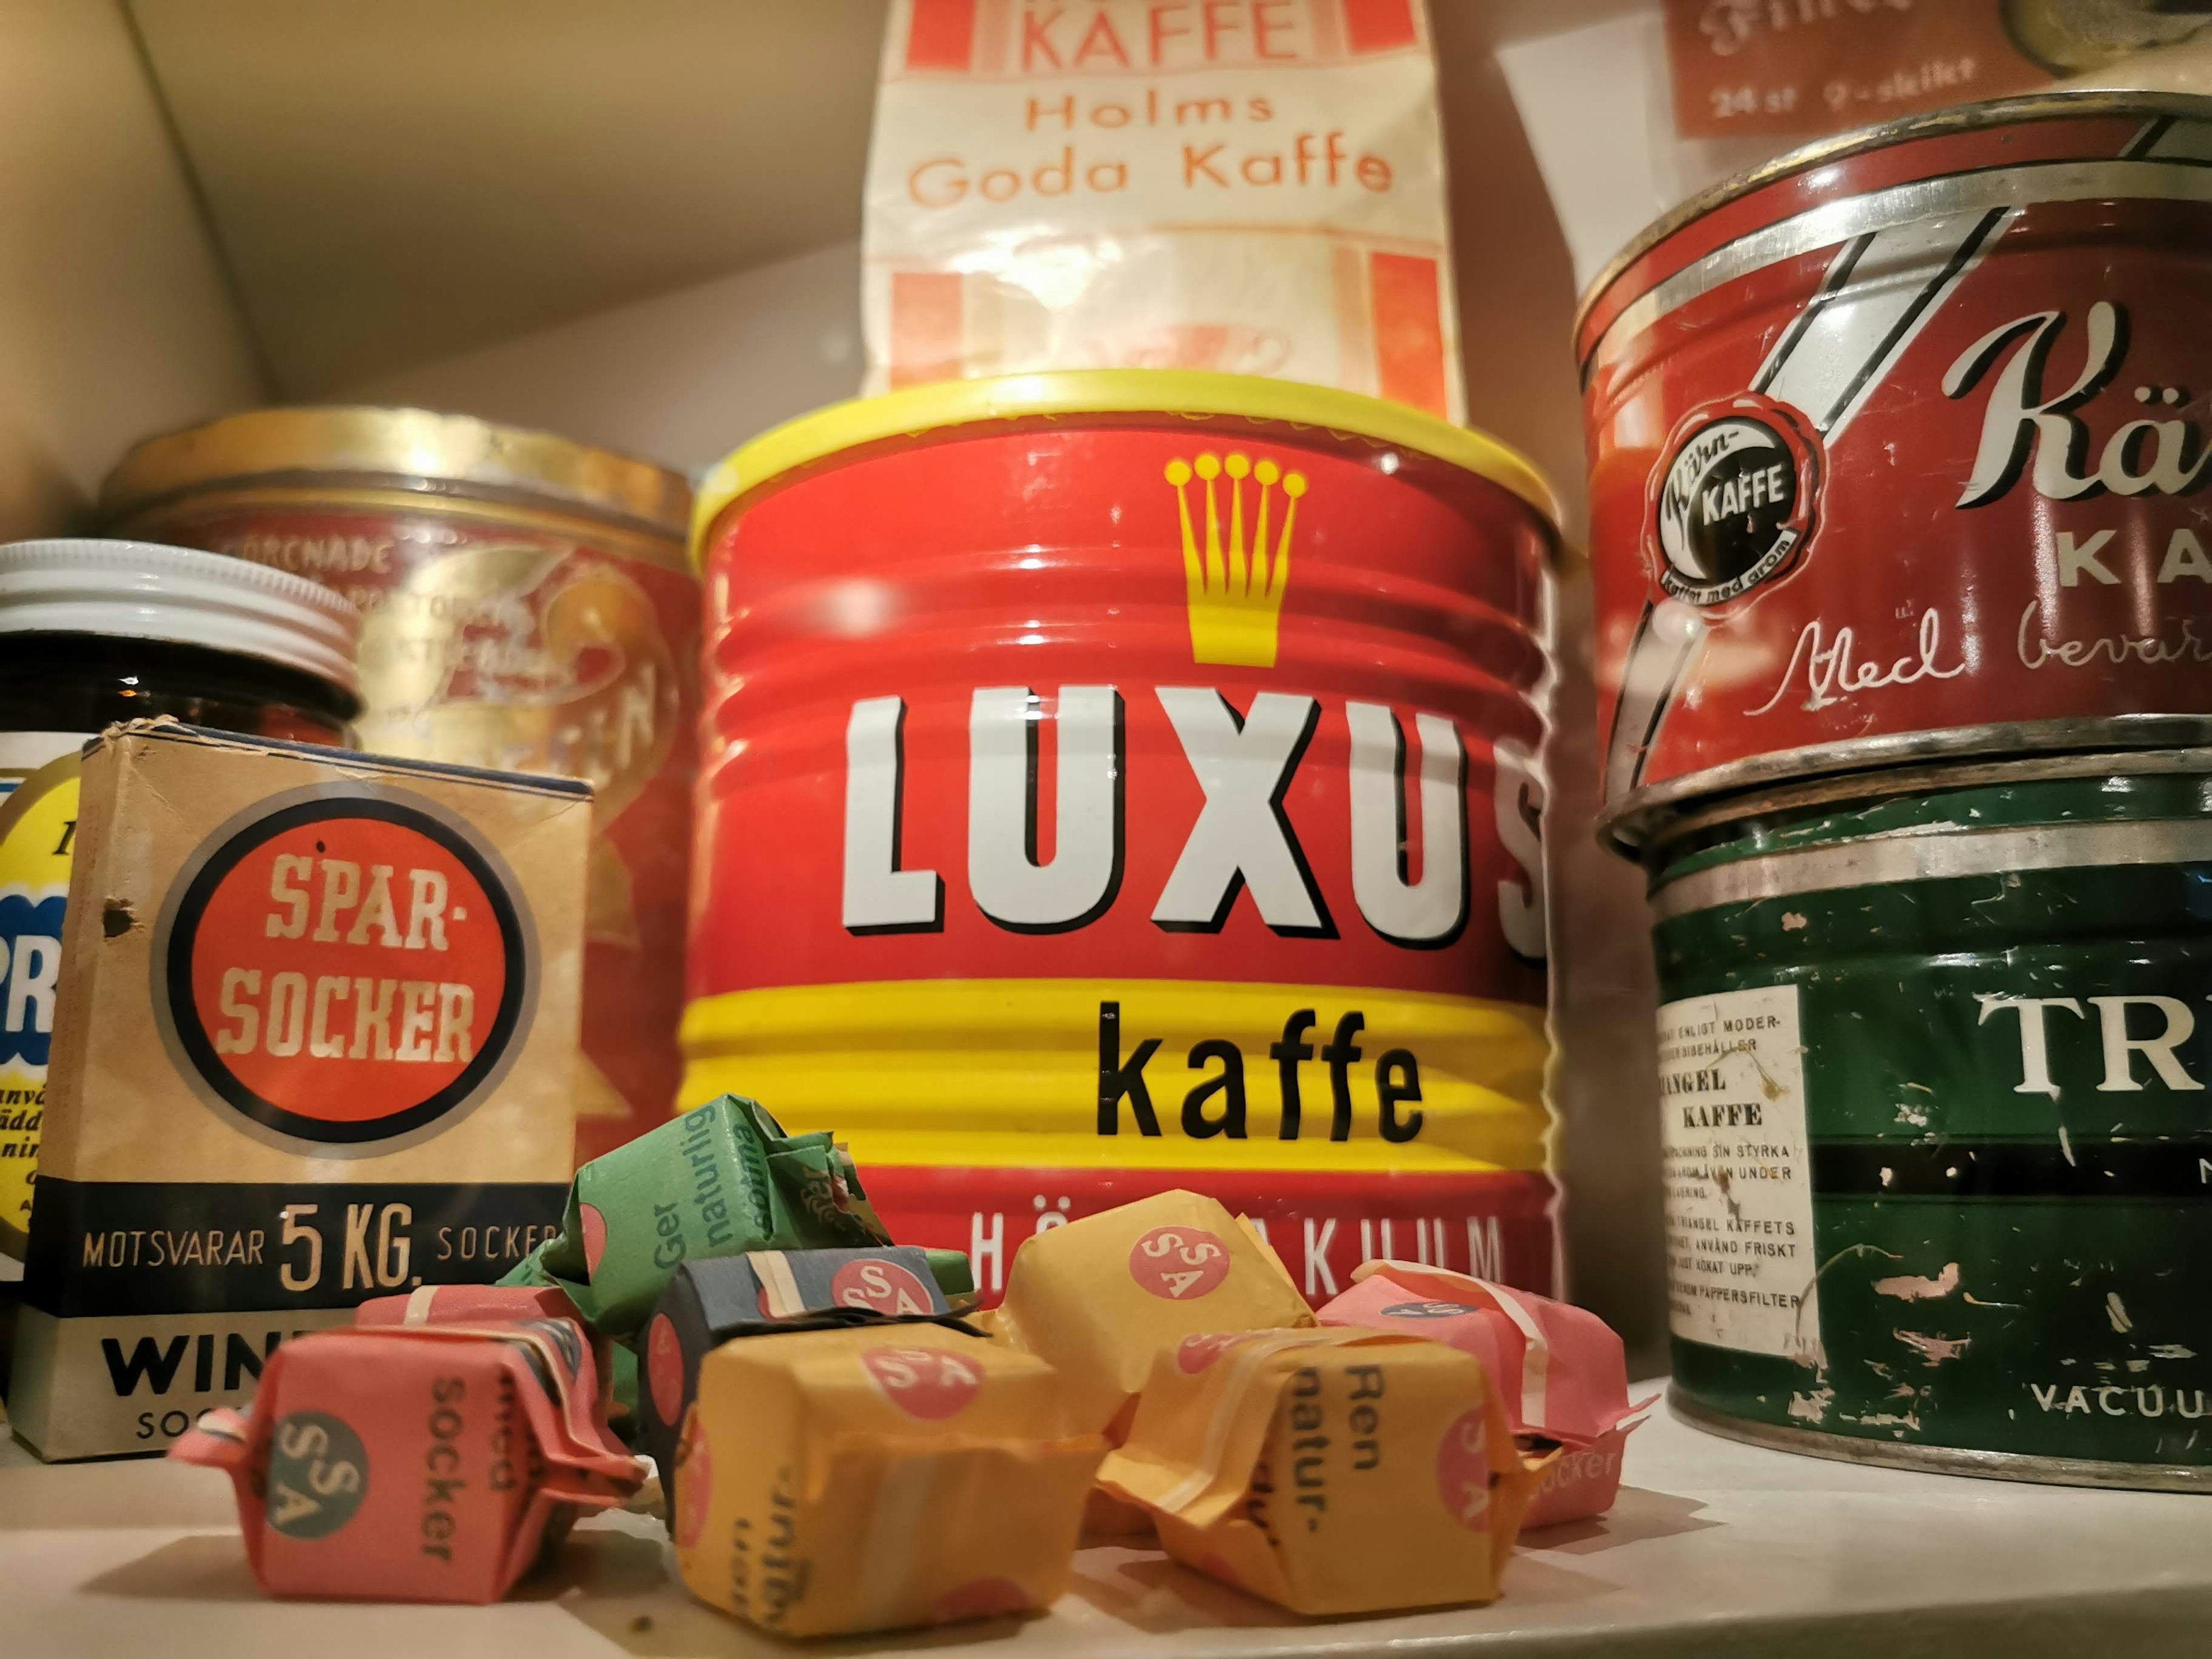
100,406,692,540
1631,736,2212,868
690,370,1563,569
1573,89,2212,372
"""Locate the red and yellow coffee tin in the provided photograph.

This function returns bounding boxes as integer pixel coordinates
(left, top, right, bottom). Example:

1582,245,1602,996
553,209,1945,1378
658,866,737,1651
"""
685,371,1560,1304
1576,92,2212,846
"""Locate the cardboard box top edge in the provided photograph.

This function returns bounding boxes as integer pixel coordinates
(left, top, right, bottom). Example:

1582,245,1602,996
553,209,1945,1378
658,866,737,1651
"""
92,718,596,801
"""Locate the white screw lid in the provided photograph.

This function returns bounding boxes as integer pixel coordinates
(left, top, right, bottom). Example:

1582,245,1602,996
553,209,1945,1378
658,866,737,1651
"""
0,538,361,700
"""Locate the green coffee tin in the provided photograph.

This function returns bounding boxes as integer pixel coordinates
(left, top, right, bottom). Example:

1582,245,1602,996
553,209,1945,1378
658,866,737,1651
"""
1646,751,2212,1490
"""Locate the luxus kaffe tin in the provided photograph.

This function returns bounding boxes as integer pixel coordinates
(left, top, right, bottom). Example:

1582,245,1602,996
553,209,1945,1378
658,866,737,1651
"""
685,372,1559,1305
1577,92,2212,847
1647,751,2212,1489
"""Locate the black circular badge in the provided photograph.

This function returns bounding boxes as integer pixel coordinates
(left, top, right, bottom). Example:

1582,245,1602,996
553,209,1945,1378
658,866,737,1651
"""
1648,393,1823,607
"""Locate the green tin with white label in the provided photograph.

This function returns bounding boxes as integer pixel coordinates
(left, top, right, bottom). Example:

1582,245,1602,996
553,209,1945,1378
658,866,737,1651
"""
1645,751,2212,1491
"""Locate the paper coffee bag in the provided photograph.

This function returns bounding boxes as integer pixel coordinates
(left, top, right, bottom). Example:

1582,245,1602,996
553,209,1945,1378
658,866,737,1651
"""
863,0,1464,417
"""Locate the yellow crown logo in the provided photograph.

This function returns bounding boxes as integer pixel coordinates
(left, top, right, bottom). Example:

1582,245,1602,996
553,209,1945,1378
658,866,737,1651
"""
1165,451,1306,669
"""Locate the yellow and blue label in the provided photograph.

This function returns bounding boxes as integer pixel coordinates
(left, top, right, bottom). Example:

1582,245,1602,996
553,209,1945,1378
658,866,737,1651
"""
0,752,81,1257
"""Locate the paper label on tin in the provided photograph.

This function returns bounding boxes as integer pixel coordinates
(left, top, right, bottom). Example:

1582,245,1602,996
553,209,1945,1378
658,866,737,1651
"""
0,747,82,1268
1657,984,1820,1361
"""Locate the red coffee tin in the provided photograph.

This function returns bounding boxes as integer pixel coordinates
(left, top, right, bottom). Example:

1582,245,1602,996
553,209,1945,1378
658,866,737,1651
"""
686,372,1560,1305
1575,92,2212,847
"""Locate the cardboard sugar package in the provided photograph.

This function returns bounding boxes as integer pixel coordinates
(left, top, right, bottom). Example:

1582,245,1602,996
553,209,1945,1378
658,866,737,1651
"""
6,722,589,1460
635,1245,975,1509
863,0,1464,418
499,1093,897,1339
991,1188,1314,1435
1098,1327,1535,1615
171,1318,644,1602
1318,1261,1654,1529
672,1323,1105,1637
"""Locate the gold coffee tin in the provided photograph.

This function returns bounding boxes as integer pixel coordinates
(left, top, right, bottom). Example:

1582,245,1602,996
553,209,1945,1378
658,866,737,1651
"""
101,408,698,1164
101,406,691,546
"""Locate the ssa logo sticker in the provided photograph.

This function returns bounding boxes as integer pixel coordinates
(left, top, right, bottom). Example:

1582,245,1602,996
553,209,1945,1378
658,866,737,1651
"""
154,787,536,1152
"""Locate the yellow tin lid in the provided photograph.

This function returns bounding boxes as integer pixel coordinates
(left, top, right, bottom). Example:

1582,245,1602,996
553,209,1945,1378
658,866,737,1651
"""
691,371,1562,567
101,406,692,540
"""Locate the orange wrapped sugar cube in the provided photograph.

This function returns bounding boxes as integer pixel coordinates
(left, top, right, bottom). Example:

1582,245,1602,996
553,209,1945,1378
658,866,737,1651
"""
991,1188,1314,1435
1097,1328,1536,1615
672,1322,1104,1636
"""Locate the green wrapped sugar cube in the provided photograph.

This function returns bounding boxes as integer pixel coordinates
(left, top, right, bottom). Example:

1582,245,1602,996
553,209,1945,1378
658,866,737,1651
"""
500,1094,891,1338
925,1248,976,1303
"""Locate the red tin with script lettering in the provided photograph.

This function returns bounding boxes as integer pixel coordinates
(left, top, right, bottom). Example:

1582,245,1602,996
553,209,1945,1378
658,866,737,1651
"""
1576,92,2212,849
685,372,1560,1305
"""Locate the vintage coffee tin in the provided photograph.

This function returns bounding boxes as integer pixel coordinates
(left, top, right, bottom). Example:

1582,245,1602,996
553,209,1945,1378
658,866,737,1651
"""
687,371,1560,1305
1647,749,2212,1489
99,410,698,1162
1576,92,2212,847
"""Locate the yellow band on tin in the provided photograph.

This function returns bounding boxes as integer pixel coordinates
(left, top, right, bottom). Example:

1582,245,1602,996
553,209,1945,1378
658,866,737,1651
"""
678,976,1550,1176
688,370,1564,564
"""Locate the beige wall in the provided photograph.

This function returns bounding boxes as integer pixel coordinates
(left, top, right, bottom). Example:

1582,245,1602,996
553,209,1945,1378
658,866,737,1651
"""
0,0,262,537
1433,3,1666,1372
341,241,866,477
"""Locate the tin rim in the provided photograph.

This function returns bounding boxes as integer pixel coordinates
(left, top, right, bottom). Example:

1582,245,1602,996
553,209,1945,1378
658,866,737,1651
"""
1596,715,2212,856
1643,742,2212,865
1672,1388,2212,1493
99,406,692,540
687,370,1564,568
1572,89,2212,355
1648,756,2212,919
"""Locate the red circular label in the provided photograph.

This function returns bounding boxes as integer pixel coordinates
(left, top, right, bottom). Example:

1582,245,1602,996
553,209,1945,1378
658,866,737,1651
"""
831,1258,937,1316
1128,1226,1231,1301
162,794,525,1145
861,1345,984,1419
673,1403,711,1550
1175,1332,1258,1374
1434,1408,1494,1531
646,1313,683,1425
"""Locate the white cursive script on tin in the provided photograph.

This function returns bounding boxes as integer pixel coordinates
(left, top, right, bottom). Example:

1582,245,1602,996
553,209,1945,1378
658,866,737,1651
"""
1745,608,1968,716
2016,600,2212,671
1945,301,2210,508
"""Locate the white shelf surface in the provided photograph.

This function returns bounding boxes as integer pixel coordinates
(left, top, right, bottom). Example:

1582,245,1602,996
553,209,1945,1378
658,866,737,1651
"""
5,1384,2210,1657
